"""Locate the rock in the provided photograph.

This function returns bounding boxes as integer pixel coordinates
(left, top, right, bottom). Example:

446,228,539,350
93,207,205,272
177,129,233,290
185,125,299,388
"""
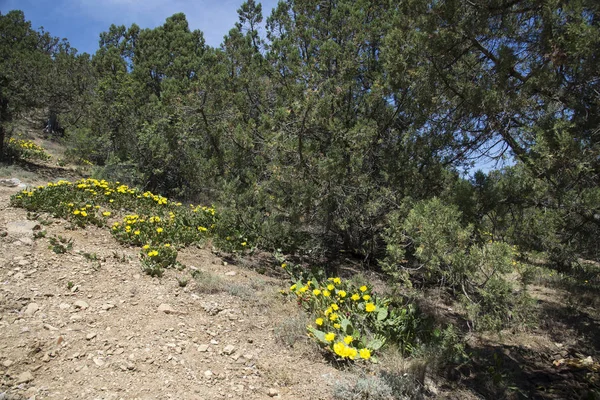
197,344,209,352
6,221,39,236
157,303,186,315
86,332,97,340
23,303,39,316
224,271,237,276
101,303,115,311
2,360,13,368
56,336,64,346
42,354,50,363
204,370,213,379
268,388,279,397
15,370,34,384
0,178,22,187
158,303,175,314
18,237,33,246
73,300,89,310
93,357,105,367
43,323,58,331
222,345,236,355
59,303,70,310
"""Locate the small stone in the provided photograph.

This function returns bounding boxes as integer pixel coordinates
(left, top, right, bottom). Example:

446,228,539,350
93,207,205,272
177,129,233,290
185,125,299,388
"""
2,359,13,368
56,336,64,346
93,357,105,367
101,303,115,311
43,323,58,331
23,303,39,316
197,344,209,352
19,237,33,246
204,370,213,379
157,303,175,314
16,371,34,384
70,285,79,293
42,354,50,362
222,345,236,355
224,271,236,276
73,300,89,310
86,332,97,340
268,388,279,397
59,303,70,310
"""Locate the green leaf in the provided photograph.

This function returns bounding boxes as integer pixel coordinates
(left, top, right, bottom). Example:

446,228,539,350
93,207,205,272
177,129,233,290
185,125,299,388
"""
307,327,328,344
377,307,388,321
367,336,386,351
340,318,353,335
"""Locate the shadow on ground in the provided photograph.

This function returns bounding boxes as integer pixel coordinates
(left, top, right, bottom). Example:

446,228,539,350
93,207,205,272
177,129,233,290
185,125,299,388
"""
443,296,600,400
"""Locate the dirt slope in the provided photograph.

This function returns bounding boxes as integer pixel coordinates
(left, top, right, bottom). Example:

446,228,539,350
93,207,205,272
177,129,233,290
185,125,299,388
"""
0,182,339,400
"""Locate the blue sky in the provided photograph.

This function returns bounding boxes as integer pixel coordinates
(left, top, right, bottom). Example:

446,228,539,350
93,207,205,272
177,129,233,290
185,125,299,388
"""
0,0,280,54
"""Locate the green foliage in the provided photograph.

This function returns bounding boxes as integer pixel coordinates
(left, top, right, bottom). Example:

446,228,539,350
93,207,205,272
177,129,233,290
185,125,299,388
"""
382,198,534,331
5,137,51,162
282,264,422,360
140,244,178,277
48,235,73,254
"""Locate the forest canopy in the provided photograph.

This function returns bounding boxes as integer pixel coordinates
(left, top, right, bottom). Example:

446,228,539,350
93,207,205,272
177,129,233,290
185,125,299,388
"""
1,0,598,283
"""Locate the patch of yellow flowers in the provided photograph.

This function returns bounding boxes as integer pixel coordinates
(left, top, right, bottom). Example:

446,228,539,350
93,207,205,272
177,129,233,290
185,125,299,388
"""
285,274,387,362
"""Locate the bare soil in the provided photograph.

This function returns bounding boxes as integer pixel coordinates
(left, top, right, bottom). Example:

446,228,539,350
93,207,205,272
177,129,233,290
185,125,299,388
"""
0,180,341,399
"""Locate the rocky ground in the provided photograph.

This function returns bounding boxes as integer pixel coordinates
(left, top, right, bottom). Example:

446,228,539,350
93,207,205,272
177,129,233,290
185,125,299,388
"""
0,179,341,400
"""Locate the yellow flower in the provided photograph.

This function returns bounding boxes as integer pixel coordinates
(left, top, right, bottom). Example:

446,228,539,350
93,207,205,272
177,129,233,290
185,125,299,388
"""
313,289,321,296
359,348,371,360
331,303,339,311
323,290,331,297
134,230,140,235
360,286,368,292
333,277,341,284
299,286,308,293
198,226,207,232
325,332,335,342
333,342,346,357
73,210,80,215
143,245,150,250
102,211,111,216
290,284,297,291
363,294,371,301
365,303,376,312
327,284,334,291
148,250,159,257
329,313,338,321
80,211,88,217
333,323,341,329
241,242,247,246
351,293,360,301
164,243,171,247
281,263,287,269
325,307,332,316
315,318,323,326
348,347,357,360
337,290,347,298
156,227,163,233
343,335,353,345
